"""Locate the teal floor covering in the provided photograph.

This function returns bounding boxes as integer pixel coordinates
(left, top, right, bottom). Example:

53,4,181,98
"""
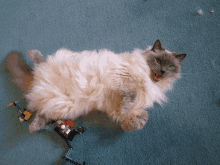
0,0,219,165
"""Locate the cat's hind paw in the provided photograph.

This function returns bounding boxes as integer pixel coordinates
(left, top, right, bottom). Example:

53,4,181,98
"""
27,50,46,66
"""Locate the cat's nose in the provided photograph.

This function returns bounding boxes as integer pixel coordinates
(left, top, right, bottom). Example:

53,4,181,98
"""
161,70,166,74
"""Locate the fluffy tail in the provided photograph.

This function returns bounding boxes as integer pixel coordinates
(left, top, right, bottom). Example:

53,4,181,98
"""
4,52,34,95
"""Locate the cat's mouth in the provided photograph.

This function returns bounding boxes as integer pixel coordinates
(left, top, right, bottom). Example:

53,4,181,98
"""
153,77,161,82
153,73,163,82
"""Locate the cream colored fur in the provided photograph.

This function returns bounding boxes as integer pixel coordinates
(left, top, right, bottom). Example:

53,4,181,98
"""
25,47,177,132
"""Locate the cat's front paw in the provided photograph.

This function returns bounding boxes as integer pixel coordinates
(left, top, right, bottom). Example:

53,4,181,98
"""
121,111,148,132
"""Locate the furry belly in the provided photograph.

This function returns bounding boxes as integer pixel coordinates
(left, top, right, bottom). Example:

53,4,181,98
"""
27,51,149,121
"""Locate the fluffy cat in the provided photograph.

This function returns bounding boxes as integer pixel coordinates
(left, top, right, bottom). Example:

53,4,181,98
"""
5,40,186,133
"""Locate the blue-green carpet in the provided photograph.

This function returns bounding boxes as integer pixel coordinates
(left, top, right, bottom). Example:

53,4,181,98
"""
0,0,219,164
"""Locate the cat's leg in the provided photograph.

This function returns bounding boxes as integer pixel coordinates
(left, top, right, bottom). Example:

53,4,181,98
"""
27,50,46,68
120,92,148,132
105,77,149,132
26,50,48,133
29,112,48,133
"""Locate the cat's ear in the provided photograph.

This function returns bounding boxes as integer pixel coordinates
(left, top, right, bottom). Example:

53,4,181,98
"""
151,39,165,51
175,53,187,62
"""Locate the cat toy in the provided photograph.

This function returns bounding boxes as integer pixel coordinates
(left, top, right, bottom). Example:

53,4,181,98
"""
7,100,86,164
54,120,86,141
54,120,86,165
62,138,86,165
7,101,32,127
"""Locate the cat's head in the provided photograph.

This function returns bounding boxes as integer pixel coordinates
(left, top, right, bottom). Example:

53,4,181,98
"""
143,40,186,82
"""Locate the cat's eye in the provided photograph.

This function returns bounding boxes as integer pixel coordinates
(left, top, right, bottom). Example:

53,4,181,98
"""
169,65,174,69
156,58,161,64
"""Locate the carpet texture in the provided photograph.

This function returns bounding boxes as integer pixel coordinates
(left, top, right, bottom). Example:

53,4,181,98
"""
0,0,219,164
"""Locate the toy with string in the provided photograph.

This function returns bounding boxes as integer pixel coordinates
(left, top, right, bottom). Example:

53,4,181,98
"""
7,100,87,164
